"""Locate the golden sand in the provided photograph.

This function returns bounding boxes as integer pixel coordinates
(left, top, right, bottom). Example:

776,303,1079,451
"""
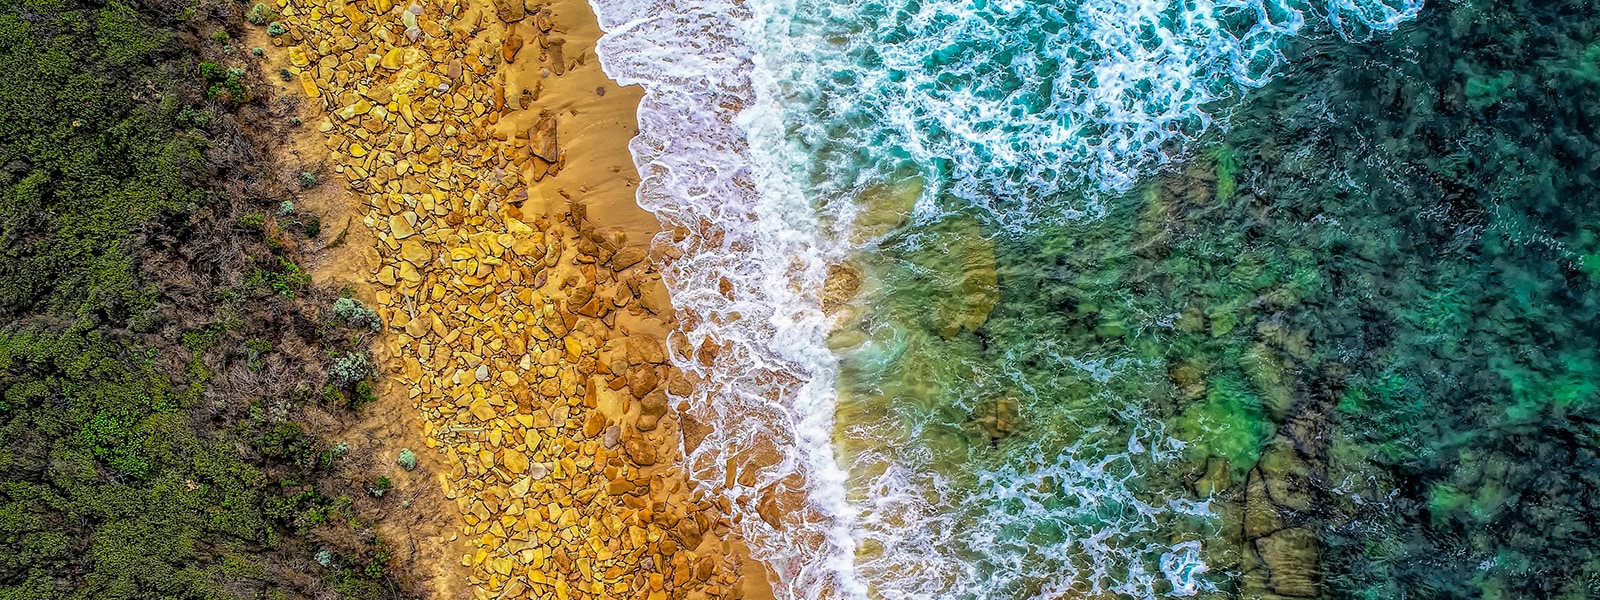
259,0,775,596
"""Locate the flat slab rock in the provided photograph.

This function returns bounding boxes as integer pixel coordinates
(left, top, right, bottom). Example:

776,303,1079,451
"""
529,110,559,162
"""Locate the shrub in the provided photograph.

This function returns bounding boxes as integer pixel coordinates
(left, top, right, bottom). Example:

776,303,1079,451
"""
396,449,417,471
198,61,250,105
267,21,287,36
245,3,277,25
332,297,381,331
328,352,372,387
352,380,378,409
369,476,392,498
277,200,295,215
267,257,311,296
298,171,317,188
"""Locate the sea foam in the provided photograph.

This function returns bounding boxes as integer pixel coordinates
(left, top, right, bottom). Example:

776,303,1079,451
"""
587,0,1422,597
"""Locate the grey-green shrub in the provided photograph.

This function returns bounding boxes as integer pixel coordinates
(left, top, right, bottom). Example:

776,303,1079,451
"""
397,449,417,471
328,352,372,387
333,297,381,331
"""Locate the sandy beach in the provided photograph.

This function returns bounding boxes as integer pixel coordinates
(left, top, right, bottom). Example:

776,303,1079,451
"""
258,0,775,596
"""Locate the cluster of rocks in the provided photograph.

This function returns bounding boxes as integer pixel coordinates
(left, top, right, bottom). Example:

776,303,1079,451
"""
266,0,747,598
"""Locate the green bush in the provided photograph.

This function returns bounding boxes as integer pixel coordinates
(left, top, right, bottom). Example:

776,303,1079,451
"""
0,0,410,596
396,449,417,471
245,3,277,25
328,352,372,387
333,297,382,331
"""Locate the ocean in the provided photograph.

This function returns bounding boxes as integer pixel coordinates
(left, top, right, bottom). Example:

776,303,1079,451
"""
589,0,1600,597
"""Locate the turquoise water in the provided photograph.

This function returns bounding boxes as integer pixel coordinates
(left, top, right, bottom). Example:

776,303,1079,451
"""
592,0,1600,596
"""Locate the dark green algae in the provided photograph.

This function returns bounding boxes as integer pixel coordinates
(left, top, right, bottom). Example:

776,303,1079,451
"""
836,0,1600,597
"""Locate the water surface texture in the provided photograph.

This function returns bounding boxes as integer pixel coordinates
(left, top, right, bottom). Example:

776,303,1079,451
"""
592,0,1600,597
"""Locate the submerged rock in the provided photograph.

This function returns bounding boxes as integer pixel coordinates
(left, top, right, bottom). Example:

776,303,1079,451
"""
973,396,1021,442
1255,527,1319,597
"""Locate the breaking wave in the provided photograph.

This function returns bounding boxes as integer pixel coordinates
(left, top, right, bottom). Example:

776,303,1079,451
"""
587,0,1422,596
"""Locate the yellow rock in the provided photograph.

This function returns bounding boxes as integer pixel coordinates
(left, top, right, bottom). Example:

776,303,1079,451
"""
398,261,422,282
389,213,416,238
469,397,496,421
525,429,542,452
504,448,528,473
288,45,310,67
564,337,581,361
381,47,405,70
492,557,514,576
348,142,368,158
298,71,321,98
401,239,430,264
341,3,366,25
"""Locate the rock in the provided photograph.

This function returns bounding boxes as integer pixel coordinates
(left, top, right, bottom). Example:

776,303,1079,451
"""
583,410,607,437
607,478,634,495
822,263,861,310
623,435,657,466
1258,436,1314,512
503,448,529,473
1244,469,1285,538
400,240,430,264
974,396,1020,441
627,364,659,398
637,389,668,431
612,247,647,270
603,425,622,448
490,0,526,21
626,335,667,365
502,33,524,62
528,110,559,163
1255,528,1319,597
389,213,415,239
469,397,496,421
380,47,404,70
639,279,672,315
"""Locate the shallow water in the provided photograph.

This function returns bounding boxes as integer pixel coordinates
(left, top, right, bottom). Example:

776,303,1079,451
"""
592,0,1600,596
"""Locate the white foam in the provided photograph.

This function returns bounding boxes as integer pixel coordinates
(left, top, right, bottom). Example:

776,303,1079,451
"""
587,0,1422,597
763,0,1425,224
588,0,866,596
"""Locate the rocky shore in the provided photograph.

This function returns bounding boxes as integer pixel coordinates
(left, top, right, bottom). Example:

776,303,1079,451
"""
261,0,762,597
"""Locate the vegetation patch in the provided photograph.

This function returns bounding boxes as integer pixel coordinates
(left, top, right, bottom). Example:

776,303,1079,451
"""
0,0,413,597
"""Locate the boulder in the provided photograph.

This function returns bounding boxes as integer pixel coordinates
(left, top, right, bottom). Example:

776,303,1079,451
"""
529,110,558,162
637,389,669,431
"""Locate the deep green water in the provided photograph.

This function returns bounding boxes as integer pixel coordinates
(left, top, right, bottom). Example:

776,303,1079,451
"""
835,0,1600,597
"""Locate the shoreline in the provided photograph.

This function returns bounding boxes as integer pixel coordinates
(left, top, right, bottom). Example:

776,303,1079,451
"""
258,0,774,596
